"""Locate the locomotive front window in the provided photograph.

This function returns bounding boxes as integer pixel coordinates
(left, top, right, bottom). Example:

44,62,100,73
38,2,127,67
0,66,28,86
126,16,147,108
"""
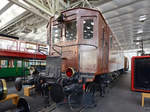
83,19,94,39
65,21,77,41
51,24,62,44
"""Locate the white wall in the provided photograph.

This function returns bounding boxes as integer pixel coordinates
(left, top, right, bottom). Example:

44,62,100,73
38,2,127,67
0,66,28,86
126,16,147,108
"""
123,49,150,70
124,50,137,70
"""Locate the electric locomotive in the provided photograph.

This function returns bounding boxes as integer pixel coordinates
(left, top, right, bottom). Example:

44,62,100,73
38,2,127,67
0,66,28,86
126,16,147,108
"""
15,7,125,110
47,7,125,103
49,7,124,78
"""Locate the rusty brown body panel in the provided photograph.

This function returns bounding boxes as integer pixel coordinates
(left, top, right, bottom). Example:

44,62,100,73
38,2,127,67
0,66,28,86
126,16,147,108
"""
48,8,124,79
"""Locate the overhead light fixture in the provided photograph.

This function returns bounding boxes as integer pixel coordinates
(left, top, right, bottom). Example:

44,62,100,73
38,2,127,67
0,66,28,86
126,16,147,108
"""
139,15,147,22
55,34,58,37
136,37,142,40
136,42,140,45
33,28,37,33
55,30,58,33
91,22,94,25
137,29,143,34
87,26,90,29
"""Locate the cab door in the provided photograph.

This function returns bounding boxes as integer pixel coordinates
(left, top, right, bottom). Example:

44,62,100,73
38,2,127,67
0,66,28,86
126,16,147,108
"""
101,25,109,73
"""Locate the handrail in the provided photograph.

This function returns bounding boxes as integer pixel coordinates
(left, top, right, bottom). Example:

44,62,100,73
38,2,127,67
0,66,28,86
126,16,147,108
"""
52,47,62,56
53,43,97,49
52,43,97,56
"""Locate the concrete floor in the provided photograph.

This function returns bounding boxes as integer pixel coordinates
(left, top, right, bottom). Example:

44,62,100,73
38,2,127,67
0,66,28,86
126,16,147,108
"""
0,82,46,112
84,72,150,112
0,71,150,112
52,72,150,112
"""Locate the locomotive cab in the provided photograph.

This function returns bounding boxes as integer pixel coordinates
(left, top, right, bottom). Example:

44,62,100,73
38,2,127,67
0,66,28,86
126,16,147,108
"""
48,8,100,81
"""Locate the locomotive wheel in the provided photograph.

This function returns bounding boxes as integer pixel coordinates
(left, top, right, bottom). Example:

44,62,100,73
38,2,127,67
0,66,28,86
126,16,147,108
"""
16,98,30,112
68,92,83,111
15,78,23,91
50,83,65,103
0,79,7,100
85,83,96,96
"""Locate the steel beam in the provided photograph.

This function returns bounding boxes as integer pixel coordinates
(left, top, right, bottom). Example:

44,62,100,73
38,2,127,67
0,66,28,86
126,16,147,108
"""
58,0,67,8
39,0,44,5
70,1,84,8
106,11,134,20
0,2,13,15
110,24,132,30
47,0,53,12
91,0,112,6
5,27,19,34
55,0,60,12
102,0,144,14
108,19,134,25
8,0,49,20
0,11,32,32
106,7,150,20
24,0,53,16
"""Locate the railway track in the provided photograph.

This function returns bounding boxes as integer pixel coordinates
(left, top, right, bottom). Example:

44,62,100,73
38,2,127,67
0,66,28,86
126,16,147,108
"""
78,107,86,112
37,103,87,112
38,103,56,112
5,102,87,112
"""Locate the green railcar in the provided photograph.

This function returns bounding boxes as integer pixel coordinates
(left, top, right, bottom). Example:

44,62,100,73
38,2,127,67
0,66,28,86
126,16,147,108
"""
0,58,30,78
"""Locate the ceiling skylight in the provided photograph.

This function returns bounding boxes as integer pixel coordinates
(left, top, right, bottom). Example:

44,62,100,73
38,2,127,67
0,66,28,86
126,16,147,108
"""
0,0,9,10
0,4,26,27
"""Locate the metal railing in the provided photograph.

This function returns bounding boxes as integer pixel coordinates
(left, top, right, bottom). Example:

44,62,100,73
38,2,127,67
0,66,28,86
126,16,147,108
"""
0,37,48,54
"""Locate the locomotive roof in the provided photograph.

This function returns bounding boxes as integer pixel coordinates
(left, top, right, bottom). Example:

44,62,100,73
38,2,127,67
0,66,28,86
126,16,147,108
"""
51,7,104,25
62,7,100,14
